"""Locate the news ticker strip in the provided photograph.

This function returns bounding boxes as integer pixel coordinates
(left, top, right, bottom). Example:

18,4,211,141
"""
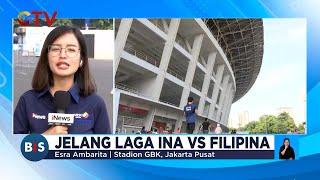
47,150,274,159
21,135,275,161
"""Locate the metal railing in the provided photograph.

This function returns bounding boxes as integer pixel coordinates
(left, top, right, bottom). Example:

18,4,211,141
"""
116,115,146,134
176,34,190,52
167,67,185,81
198,55,207,67
159,99,178,107
124,43,159,67
193,83,202,92
118,115,145,127
148,19,167,33
115,83,139,95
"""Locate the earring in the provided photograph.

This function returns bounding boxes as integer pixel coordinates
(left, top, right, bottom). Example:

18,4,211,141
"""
80,60,83,67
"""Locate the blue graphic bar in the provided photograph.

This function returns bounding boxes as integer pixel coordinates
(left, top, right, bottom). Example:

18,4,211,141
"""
46,150,274,159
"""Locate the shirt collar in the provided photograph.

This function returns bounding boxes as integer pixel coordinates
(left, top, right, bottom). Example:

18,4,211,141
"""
37,84,80,104
68,84,80,104
37,86,50,99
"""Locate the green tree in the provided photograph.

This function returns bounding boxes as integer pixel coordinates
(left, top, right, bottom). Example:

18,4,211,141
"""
91,19,113,30
277,112,296,133
297,122,305,134
53,19,73,26
242,112,297,134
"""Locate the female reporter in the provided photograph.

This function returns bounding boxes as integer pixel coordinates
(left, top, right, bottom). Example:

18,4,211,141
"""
279,138,295,160
14,26,111,134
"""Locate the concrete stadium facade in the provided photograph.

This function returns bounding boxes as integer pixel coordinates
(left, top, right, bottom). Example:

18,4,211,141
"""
114,18,263,133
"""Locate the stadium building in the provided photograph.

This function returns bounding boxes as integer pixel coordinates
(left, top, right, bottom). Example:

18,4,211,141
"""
114,18,263,133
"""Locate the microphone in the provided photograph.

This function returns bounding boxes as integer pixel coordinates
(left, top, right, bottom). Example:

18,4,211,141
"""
48,91,74,126
53,91,70,113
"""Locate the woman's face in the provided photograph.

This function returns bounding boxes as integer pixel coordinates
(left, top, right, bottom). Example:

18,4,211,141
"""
284,140,290,146
48,32,81,79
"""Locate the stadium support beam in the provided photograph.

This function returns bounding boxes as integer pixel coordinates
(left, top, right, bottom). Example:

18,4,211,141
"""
222,93,234,126
221,83,232,111
115,19,133,72
198,52,217,115
151,19,180,101
144,107,156,131
174,114,185,132
194,118,202,134
215,75,230,123
113,89,121,133
218,82,232,122
218,75,230,107
161,19,169,33
208,64,225,119
179,33,204,108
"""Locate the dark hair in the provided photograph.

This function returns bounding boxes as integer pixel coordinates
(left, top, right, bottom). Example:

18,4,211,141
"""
187,96,193,103
283,138,290,145
204,118,208,121
32,26,96,96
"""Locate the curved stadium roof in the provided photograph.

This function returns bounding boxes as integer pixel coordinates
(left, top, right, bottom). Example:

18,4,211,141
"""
204,19,264,102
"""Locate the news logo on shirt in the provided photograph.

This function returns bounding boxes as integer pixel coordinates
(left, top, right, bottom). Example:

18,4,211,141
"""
186,106,192,111
20,134,49,161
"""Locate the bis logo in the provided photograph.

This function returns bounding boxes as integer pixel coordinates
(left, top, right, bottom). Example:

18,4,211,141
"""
21,134,49,161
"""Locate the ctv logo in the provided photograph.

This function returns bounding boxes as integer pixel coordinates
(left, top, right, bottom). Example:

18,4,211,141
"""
17,11,57,26
21,134,49,161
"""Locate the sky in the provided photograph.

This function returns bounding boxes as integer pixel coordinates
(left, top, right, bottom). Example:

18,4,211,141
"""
229,18,306,128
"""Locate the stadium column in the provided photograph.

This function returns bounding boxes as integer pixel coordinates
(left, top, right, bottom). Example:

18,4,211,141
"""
222,92,234,126
179,33,204,108
144,107,156,131
150,19,180,101
218,83,232,123
114,18,133,72
218,75,230,106
113,89,121,133
221,93,234,126
208,64,225,119
161,19,169,32
198,52,217,115
144,19,180,130
216,75,230,122
220,82,232,110
174,113,185,132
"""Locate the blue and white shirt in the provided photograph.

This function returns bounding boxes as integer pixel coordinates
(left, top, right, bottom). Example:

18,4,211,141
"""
184,103,197,123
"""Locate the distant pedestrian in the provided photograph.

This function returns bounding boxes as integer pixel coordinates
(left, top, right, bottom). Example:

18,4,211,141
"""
175,127,181,134
200,118,210,134
215,123,222,134
184,96,198,134
140,126,147,134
